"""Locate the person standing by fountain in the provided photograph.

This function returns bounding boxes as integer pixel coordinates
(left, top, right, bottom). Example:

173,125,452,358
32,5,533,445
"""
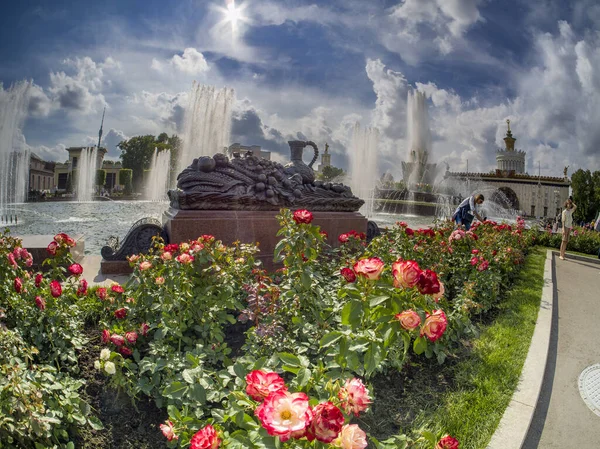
559,197,577,260
452,194,485,231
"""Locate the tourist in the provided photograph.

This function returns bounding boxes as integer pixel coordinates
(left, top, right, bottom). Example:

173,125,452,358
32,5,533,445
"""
452,194,485,231
559,197,577,260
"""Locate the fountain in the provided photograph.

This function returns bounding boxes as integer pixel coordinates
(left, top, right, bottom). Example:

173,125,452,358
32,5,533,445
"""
0,81,31,217
348,123,379,218
145,148,171,201
177,83,235,175
76,147,98,202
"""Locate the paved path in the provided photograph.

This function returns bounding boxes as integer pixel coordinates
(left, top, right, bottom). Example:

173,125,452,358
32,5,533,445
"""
523,254,600,448
80,255,130,287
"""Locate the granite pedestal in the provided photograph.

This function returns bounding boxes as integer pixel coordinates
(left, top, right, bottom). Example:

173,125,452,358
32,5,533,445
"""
163,209,368,271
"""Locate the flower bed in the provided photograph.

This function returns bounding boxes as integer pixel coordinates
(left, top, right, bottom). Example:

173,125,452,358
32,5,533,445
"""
533,226,600,255
0,212,535,448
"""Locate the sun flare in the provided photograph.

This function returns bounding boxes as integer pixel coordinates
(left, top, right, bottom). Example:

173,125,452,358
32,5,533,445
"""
221,0,247,35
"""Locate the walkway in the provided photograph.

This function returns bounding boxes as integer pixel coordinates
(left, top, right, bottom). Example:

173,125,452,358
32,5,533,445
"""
523,253,600,448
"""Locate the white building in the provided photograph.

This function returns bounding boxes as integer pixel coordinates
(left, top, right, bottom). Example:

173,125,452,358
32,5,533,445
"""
445,121,570,219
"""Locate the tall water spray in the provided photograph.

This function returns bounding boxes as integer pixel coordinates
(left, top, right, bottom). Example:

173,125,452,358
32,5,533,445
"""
403,90,434,188
0,81,31,216
178,83,235,175
348,123,379,217
76,147,98,202
146,148,171,201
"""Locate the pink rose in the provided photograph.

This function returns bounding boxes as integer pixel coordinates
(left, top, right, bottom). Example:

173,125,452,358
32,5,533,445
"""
114,308,128,319
397,221,408,228
190,424,221,449
337,378,371,416
127,254,140,263
160,421,178,441
50,280,62,297
340,268,356,283
14,277,23,293
246,370,287,402
176,253,194,264
125,331,138,344
420,309,448,342
35,296,46,310
394,310,421,331
111,284,124,293
448,229,465,242
139,261,152,271
155,276,165,285
435,435,459,449
110,334,125,347
255,391,312,440
306,402,345,443
68,263,83,276
77,279,88,296
101,329,111,344
338,233,349,243
47,241,58,255
477,260,489,272
161,252,172,261
432,282,445,302
96,288,107,300
417,269,441,295
470,257,478,266
140,322,150,336
391,259,422,288
333,424,368,449
35,273,43,287
353,258,384,281
471,249,479,255
293,209,314,224
119,346,133,357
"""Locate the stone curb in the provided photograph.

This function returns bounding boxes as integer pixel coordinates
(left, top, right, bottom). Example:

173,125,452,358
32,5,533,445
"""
486,249,555,449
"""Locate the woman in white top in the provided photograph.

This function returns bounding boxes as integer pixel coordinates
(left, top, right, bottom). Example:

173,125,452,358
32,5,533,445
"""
559,198,577,260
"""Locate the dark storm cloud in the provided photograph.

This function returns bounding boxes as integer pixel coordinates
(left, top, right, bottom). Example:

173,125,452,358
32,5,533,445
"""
231,108,288,156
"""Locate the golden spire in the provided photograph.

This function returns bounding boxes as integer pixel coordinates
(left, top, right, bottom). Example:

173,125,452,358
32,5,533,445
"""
504,119,515,150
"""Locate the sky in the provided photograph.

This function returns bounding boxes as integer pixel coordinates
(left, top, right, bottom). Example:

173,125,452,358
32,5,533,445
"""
1,0,600,180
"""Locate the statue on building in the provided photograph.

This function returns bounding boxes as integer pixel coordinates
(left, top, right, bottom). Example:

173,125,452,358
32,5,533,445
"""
564,166,569,178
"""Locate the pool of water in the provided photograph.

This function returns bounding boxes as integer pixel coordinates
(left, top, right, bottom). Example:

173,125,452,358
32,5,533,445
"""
2,201,445,255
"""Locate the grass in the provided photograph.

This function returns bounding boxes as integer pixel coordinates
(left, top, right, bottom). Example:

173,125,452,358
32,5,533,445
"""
362,247,547,448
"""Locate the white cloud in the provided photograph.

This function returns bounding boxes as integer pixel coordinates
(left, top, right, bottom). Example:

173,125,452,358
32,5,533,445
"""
170,48,210,74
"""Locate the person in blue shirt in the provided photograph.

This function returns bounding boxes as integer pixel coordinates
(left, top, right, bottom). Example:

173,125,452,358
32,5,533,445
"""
452,193,485,231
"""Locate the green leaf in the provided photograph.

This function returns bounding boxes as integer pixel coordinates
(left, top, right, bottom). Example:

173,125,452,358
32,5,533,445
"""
182,369,195,384
88,415,104,430
365,342,384,377
189,384,207,404
163,382,188,400
319,331,343,349
437,350,447,364
167,405,182,421
233,362,247,379
413,336,427,355
278,352,302,367
369,295,390,307
421,430,437,445
341,300,363,327
295,368,311,387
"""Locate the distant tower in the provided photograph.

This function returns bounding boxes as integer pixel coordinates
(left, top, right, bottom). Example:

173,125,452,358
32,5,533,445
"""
318,142,331,172
97,107,106,151
496,119,525,174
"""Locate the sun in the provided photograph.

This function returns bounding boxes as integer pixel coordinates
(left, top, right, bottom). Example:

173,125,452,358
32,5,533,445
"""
220,0,248,35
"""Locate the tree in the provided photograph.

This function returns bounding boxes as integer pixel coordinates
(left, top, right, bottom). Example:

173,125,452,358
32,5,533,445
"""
95,169,106,188
119,169,133,195
571,169,595,223
318,166,346,182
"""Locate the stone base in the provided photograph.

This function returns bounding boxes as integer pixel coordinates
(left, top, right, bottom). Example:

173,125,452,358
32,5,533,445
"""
163,209,368,271
17,234,84,269
100,260,133,275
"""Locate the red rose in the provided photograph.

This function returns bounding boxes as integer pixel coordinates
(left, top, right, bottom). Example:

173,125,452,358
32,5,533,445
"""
35,273,43,287
417,269,440,295
190,424,221,449
293,209,314,224
471,249,479,255
14,277,23,293
405,227,414,236
101,329,111,344
110,334,125,347
477,260,489,271
338,233,349,243
111,284,124,294
353,258,385,281
140,322,150,336
306,402,345,443
68,263,83,276
125,331,138,344
164,243,179,253
421,309,448,342
246,370,287,401
340,267,357,283
114,308,128,319
35,296,46,310
50,280,62,297
436,434,459,449
47,241,58,255
119,346,133,357
77,279,88,296
96,288,107,300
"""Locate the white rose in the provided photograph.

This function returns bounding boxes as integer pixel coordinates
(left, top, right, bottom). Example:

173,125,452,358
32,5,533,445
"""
100,348,111,360
94,360,101,370
104,361,116,375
